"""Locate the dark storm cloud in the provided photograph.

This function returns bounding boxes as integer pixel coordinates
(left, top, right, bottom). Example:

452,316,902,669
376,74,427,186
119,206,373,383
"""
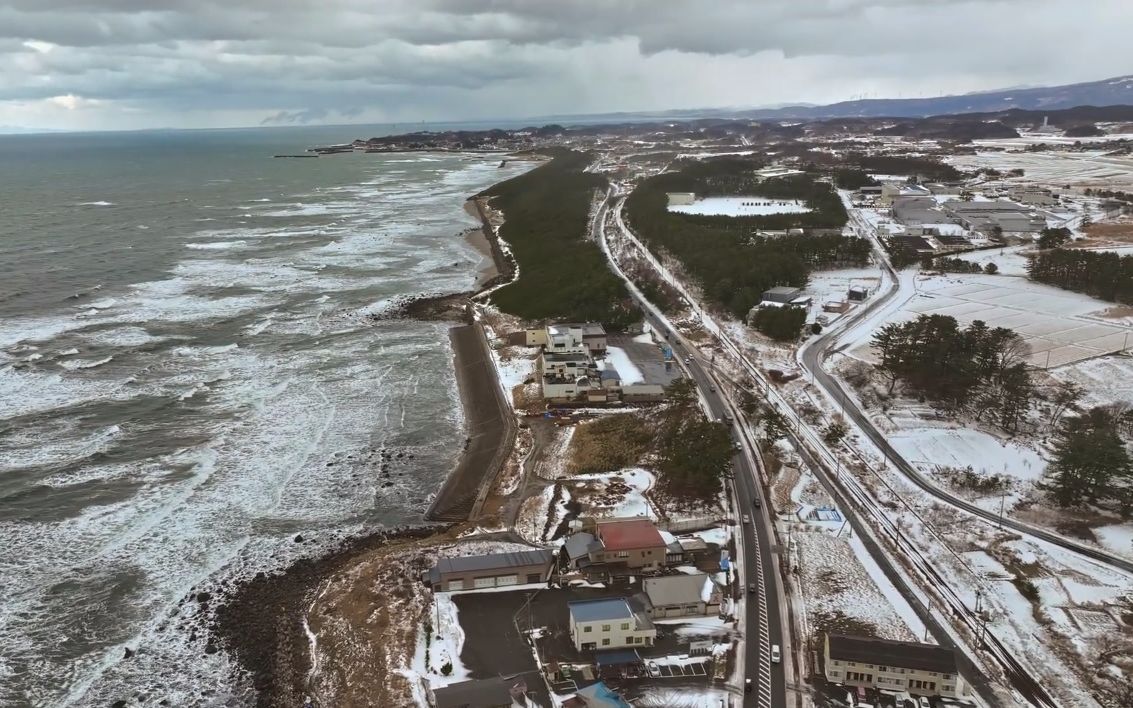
0,0,1129,129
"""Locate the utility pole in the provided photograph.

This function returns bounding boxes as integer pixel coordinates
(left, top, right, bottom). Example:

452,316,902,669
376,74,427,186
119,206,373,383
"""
998,493,1006,530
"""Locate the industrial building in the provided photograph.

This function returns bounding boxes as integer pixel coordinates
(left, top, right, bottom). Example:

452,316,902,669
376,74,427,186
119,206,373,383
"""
426,548,554,592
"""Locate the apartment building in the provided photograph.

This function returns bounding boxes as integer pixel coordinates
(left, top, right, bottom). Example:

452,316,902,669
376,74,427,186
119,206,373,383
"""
823,634,969,698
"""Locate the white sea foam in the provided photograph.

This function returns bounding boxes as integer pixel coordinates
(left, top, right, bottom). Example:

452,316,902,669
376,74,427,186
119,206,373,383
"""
185,240,247,250
77,201,115,207
1,152,539,707
59,355,114,370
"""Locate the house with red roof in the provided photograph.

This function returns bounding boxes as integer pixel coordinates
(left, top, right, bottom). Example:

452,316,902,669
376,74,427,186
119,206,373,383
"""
562,517,669,578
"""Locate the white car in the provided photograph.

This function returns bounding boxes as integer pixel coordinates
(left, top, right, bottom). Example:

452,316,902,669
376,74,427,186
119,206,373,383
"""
918,698,931,708
770,644,781,663
647,661,660,677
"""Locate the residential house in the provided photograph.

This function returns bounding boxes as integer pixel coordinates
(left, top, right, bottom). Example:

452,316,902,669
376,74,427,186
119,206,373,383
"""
542,351,592,378
562,518,670,578
430,674,532,708
426,548,553,592
568,598,656,652
823,633,969,698
639,573,722,618
525,322,607,354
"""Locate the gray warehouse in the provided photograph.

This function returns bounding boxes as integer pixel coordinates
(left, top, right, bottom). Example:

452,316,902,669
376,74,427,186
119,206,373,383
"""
426,548,554,592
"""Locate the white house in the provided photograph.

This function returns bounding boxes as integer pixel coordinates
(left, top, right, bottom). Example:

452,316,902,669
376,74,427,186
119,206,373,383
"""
568,598,656,652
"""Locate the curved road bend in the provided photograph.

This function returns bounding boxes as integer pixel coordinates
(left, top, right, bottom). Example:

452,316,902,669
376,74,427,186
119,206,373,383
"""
593,193,786,708
801,199,1133,574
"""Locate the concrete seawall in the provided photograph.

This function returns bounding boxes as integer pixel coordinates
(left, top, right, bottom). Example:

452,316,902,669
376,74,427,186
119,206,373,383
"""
426,323,516,521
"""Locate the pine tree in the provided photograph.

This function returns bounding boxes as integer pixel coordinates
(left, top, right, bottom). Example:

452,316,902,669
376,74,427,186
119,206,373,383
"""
1044,408,1133,508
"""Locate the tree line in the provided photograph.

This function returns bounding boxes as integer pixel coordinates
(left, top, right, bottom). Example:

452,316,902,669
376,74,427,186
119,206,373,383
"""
625,158,868,320
873,315,1034,432
482,149,638,329
1043,406,1133,515
1027,248,1133,305
655,379,734,503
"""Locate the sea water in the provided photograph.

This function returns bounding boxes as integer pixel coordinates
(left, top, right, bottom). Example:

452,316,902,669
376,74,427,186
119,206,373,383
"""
0,126,530,706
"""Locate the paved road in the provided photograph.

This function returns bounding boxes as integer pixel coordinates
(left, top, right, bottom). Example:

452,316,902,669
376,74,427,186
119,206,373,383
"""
594,194,786,708
801,200,1133,575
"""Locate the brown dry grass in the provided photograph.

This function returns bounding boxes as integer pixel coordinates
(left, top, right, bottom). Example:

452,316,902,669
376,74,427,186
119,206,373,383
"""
567,413,652,475
1078,220,1133,245
306,533,454,707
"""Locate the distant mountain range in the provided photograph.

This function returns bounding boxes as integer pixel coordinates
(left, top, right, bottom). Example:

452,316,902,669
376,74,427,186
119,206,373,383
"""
740,74,1133,120
541,74,1133,125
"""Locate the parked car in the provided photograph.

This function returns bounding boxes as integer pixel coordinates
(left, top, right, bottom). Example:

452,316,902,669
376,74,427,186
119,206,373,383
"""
709,385,717,392
917,698,930,708
744,678,752,693
748,583,756,594
647,661,660,678
742,514,751,524
733,441,743,451
723,412,734,423
770,644,781,663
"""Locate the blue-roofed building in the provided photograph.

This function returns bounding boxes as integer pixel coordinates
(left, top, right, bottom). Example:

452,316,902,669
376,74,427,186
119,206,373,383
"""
568,598,656,652
568,680,633,708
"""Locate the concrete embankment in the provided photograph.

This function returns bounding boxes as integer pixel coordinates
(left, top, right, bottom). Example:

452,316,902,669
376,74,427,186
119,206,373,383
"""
426,323,516,521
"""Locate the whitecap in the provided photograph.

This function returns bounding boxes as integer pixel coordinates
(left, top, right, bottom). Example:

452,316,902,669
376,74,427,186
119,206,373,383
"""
185,241,246,251
78,201,115,207
59,355,114,370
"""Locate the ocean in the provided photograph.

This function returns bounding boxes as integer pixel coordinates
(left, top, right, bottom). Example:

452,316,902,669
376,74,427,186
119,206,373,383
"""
0,126,531,706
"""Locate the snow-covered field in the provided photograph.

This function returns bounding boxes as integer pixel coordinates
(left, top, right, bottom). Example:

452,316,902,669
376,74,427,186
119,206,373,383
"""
848,272,1131,368
1049,353,1133,409
951,244,1036,277
668,196,811,217
947,148,1133,189
890,428,1046,482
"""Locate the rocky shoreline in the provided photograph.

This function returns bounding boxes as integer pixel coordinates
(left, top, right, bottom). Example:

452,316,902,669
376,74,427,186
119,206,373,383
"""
211,525,440,707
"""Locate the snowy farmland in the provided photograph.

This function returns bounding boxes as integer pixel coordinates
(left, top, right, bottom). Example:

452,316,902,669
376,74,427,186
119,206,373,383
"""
850,273,1132,368
947,147,1133,189
889,427,1046,499
668,196,811,217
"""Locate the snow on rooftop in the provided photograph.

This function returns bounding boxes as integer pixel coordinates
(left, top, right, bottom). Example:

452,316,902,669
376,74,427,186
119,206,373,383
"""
604,345,644,384
668,196,811,217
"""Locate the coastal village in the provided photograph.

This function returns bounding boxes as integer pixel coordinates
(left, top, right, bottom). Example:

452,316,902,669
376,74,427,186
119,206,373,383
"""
286,109,1133,708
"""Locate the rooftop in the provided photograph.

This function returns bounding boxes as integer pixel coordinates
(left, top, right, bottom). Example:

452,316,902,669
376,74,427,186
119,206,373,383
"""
429,548,553,581
549,322,606,336
596,518,666,551
826,634,958,674
431,674,529,708
569,598,636,623
563,532,596,560
643,573,716,607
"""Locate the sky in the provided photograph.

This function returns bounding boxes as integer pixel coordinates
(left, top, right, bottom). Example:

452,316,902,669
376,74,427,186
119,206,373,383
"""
1,0,1132,132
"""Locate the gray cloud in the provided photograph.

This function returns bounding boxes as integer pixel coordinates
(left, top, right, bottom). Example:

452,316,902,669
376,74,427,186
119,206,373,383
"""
0,0,1130,130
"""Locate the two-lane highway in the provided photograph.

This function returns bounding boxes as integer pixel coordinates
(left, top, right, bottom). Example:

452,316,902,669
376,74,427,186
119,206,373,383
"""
593,192,787,708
